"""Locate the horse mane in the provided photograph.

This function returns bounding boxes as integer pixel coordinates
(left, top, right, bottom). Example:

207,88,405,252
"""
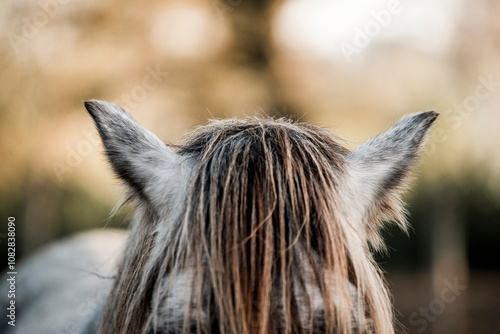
98,117,395,334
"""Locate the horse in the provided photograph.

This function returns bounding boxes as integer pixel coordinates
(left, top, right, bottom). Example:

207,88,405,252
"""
1,100,437,334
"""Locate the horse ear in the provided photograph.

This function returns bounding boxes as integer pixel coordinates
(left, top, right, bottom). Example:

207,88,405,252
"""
84,100,182,211
346,111,438,249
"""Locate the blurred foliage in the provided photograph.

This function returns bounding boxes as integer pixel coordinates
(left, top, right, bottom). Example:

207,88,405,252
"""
380,172,500,272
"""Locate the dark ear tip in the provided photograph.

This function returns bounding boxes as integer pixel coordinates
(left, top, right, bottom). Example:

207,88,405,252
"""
83,99,103,117
83,100,128,119
425,110,439,120
424,110,439,126
414,110,439,127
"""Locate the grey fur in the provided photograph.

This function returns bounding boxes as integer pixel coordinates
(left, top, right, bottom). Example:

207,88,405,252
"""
346,111,438,249
0,230,126,334
2,102,437,334
84,100,188,219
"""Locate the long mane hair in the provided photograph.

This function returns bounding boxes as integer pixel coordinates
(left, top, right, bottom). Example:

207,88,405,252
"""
84,100,436,334
99,118,393,334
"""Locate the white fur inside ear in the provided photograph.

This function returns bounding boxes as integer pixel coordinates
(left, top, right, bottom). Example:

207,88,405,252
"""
347,157,401,216
345,111,437,248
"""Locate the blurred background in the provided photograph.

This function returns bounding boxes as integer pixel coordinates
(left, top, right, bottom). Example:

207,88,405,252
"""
0,0,499,333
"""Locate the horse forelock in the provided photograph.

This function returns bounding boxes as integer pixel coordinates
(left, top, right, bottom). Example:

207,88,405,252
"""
100,117,395,334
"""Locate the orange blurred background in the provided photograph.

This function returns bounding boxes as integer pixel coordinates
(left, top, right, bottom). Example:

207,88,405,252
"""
1,0,499,333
